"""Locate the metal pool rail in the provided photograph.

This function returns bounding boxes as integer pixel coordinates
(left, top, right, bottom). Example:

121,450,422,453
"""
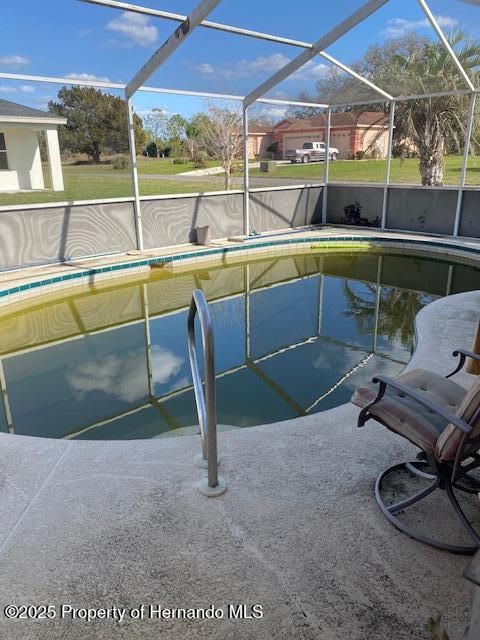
187,289,226,497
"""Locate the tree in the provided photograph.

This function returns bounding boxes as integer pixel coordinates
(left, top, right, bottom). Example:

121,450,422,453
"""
185,121,203,162
386,31,480,185
198,105,242,189
49,87,145,163
166,113,187,159
143,107,169,156
341,281,427,348
293,32,480,186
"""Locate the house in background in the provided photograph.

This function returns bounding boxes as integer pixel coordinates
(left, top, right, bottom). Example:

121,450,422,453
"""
247,112,389,160
0,99,67,192
247,125,276,159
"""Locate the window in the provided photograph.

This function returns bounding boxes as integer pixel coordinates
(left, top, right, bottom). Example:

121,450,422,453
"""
0,133,8,170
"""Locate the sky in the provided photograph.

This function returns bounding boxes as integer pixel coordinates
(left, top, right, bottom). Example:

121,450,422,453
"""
1,0,479,121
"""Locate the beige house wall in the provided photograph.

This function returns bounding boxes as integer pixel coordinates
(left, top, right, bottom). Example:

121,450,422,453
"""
360,128,388,158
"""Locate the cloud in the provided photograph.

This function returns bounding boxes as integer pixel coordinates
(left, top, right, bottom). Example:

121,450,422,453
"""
383,15,458,38
197,53,290,80
0,55,30,68
292,60,329,81
264,106,288,119
0,84,35,94
245,53,290,74
66,346,185,404
106,11,157,47
196,53,328,84
65,72,111,83
198,63,214,75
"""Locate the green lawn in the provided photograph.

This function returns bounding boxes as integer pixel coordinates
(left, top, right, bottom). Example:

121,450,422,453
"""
249,155,480,186
136,157,219,174
0,173,217,206
60,157,219,176
1,154,479,207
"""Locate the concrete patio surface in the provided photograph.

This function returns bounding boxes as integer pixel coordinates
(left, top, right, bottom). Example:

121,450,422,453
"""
0,289,478,640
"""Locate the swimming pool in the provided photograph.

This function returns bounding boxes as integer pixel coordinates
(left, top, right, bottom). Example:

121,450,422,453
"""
0,248,478,439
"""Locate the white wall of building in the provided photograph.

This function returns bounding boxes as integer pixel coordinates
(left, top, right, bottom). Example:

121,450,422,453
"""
45,128,64,191
0,124,65,193
0,127,43,191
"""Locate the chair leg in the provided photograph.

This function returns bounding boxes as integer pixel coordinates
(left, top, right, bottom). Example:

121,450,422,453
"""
387,475,440,513
405,461,436,480
446,483,480,546
375,462,480,555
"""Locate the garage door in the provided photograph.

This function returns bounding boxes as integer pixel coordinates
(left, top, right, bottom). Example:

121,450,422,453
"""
283,134,323,153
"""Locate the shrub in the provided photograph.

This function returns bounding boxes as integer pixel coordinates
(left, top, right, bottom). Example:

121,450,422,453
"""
145,141,157,158
341,201,380,227
173,157,187,165
355,150,366,160
193,152,209,169
112,156,128,170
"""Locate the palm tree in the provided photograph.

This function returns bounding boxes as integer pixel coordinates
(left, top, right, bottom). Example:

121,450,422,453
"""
185,121,200,162
391,31,480,186
342,281,428,348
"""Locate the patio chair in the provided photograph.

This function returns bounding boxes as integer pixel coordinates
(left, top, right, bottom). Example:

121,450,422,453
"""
351,349,480,554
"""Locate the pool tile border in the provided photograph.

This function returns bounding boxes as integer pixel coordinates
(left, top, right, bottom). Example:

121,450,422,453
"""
1,232,479,308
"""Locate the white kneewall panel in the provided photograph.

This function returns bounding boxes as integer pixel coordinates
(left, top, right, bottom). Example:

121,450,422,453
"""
0,128,44,191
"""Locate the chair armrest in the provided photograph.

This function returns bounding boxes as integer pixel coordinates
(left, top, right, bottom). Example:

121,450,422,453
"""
447,349,480,378
370,374,472,435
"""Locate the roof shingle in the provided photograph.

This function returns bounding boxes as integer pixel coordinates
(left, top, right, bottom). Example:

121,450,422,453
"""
0,98,63,120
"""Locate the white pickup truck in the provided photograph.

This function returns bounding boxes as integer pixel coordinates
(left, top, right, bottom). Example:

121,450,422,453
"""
285,141,339,164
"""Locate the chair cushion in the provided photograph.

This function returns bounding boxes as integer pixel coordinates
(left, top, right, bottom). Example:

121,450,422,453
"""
436,376,480,462
352,369,466,455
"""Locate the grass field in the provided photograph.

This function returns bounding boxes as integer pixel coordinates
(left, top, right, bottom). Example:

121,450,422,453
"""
249,155,480,186
59,157,219,175
1,155,479,207
0,174,218,206
0,157,222,205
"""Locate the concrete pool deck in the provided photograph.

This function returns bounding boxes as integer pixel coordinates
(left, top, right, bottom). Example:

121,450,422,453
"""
0,283,478,637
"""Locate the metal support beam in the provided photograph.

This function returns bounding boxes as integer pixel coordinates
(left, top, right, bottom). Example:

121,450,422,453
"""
373,255,383,352
242,104,250,236
322,108,331,224
330,88,476,109
142,284,154,397
244,0,389,107
126,0,221,99
418,0,475,92
8,70,471,109
381,100,395,229
319,51,392,101
454,92,476,236
126,97,143,250
78,0,392,102
0,72,328,108
245,264,251,360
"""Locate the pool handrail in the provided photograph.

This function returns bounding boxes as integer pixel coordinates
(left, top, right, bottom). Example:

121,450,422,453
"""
187,289,226,497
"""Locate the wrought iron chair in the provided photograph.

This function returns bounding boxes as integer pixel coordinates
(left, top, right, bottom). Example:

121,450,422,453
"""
352,349,480,554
